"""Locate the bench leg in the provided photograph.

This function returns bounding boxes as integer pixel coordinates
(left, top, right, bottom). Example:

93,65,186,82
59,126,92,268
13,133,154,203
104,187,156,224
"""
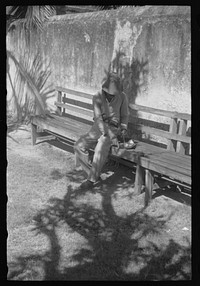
145,170,154,207
134,165,145,194
31,123,37,146
74,153,81,168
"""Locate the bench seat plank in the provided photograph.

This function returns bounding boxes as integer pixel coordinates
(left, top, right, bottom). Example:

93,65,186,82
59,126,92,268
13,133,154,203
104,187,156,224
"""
130,141,191,163
46,114,93,129
112,146,191,185
112,144,191,173
151,152,191,169
32,115,90,141
128,142,191,169
46,114,91,132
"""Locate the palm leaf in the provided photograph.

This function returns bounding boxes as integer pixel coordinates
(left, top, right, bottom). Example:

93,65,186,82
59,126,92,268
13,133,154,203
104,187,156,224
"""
7,50,46,115
6,6,27,18
7,6,56,32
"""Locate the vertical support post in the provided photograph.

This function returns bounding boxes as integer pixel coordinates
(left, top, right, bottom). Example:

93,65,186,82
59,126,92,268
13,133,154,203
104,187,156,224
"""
57,90,62,115
63,93,66,115
31,123,37,146
176,119,187,155
167,117,178,152
144,169,154,207
134,164,145,194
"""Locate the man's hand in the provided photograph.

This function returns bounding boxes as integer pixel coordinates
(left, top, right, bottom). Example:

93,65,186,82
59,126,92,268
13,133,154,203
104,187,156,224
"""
111,137,120,149
121,128,128,137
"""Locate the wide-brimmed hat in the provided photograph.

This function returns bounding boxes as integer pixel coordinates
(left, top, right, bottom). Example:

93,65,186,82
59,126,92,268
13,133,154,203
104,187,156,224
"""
102,72,120,95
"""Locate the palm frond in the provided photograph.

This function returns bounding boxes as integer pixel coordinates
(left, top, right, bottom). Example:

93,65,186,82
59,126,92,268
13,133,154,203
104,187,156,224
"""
7,50,48,116
7,6,56,126
97,6,121,10
7,6,56,32
43,6,56,18
6,6,27,18
7,68,22,122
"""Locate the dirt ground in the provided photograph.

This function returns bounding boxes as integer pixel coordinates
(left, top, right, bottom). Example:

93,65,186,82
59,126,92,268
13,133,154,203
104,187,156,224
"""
7,125,191,280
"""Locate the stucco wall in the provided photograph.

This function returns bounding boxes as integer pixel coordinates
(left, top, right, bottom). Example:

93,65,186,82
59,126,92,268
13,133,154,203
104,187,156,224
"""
7,6,191,116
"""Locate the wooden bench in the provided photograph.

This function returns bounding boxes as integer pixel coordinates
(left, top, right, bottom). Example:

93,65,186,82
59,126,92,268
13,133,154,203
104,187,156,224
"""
31,86,191,206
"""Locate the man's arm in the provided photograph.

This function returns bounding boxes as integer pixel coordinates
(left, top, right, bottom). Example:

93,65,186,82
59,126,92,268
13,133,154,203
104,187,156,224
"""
120,92,129,132
93,93,108,136
93,93,118,140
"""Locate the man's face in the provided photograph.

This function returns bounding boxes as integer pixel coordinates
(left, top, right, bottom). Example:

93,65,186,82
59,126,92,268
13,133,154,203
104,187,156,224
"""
104,91,115,102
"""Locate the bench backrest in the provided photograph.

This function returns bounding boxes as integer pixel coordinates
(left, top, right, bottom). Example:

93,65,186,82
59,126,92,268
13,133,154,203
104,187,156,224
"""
54,86,191,156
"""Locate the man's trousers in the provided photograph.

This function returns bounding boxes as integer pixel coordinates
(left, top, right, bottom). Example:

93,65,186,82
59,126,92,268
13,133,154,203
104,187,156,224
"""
74,121,116,183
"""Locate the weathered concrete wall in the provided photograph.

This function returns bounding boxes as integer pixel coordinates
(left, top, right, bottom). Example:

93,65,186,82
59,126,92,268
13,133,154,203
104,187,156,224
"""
7,6,191,116
40,11,116,94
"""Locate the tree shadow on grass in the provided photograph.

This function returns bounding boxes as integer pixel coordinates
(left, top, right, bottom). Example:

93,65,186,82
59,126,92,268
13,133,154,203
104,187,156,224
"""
7,167,191,281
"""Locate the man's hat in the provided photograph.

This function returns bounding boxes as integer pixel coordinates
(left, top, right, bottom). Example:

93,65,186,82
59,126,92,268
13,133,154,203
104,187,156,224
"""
102,72,120,95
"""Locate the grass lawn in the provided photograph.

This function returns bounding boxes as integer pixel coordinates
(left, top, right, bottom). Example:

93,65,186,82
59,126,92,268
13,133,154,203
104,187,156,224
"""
7,125,191,280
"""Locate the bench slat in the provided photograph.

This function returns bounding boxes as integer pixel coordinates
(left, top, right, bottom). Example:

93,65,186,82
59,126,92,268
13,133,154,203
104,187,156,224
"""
55,102,94,121
112,148,191,185
129,103,191,121
128,143,191,169
147,153,191,170
32,116,89,141
133,141,190,159
112,147,190,175
47,114,92,128
128,124,191,144
63,97,93,110
46,114,89,130
135,151,191,171
45,115,90,135
140,158,191,185
63,94,93,106
152,149,191,165
145,154,190,172
56,86,94,100
131,141,191,164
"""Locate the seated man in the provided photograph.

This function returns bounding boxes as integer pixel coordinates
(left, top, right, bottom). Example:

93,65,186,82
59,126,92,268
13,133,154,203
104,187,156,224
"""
74,72,129,190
